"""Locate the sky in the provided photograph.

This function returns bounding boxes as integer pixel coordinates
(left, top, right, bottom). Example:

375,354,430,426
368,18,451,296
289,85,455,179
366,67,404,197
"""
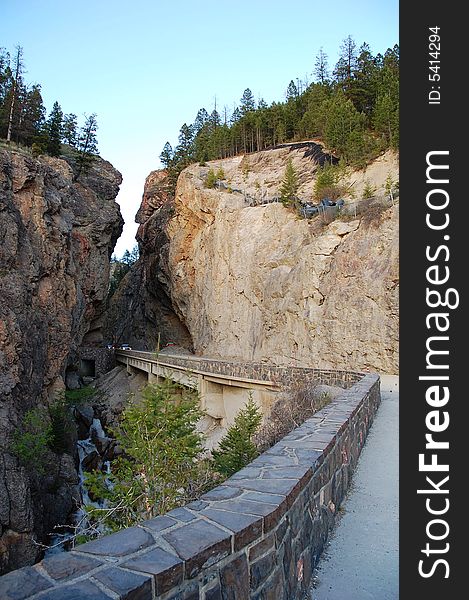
1,0,398,255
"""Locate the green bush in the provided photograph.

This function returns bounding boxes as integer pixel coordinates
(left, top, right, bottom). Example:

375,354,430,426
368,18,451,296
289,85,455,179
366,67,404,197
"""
11,386,96,469
31,142,45,157
313,163,347,201
280,158,299,207
11,408,52,474
64,386,95,403
362,180,377,198
205,168,217,188
212,396,262,478
216,167,225,180
49,387,94,454
84,379,211,531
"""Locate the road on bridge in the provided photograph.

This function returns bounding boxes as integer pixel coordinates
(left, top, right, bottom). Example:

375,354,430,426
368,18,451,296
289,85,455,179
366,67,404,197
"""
310,375,399,600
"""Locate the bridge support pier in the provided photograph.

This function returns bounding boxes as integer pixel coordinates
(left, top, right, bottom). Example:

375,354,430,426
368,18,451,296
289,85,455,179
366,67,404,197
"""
148,370,159,384
126,363,139,375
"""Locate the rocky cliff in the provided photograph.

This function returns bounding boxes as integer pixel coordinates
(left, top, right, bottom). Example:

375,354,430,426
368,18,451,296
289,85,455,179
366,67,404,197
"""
0,148,123,573
115,144,398,374
103,169,192,350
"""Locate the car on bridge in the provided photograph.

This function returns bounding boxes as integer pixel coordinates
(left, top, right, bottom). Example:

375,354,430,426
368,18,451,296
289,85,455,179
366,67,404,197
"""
118,343,132,350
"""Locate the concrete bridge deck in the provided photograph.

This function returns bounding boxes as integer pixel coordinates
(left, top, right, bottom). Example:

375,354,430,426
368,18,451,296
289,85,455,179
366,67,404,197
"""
115,350,281,390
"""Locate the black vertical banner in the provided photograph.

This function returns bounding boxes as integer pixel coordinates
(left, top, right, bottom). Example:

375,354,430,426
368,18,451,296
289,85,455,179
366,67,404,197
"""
400,2,465,598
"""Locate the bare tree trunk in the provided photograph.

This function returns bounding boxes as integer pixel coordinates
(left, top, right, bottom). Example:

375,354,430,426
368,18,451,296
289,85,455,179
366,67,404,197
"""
6,46,23,144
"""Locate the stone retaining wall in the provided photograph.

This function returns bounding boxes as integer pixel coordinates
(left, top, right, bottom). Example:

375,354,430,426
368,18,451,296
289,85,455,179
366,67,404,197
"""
78,347,116,378
0,373,380,600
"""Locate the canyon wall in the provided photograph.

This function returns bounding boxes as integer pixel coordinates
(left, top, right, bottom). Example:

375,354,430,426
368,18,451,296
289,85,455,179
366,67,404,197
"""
0,148,123,573
104,169,192,351
127,145,398,373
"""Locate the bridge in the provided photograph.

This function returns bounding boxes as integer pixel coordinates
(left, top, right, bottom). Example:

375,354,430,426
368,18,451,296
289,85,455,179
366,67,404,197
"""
114,349,361,429
115,349,281,428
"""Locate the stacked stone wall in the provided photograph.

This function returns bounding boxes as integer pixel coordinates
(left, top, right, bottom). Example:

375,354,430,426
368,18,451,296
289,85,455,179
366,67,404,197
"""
0,373,380,599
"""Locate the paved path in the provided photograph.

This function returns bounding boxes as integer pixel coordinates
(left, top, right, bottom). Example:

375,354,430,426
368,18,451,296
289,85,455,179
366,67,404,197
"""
310,375,399,600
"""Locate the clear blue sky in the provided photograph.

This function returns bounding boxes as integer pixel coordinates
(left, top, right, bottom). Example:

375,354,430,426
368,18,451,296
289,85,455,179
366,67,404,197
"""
1,0,398,255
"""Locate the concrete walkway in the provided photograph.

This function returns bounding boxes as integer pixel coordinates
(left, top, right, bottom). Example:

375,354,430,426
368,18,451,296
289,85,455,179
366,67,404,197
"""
310,375,399,600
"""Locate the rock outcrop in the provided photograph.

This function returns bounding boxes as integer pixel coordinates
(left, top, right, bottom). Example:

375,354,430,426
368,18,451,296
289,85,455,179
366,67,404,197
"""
121,144,398,374
104,170,192,351
0,148,123,573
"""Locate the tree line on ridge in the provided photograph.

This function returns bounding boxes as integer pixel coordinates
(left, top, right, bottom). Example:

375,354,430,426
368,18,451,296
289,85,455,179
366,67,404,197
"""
160,36,399,191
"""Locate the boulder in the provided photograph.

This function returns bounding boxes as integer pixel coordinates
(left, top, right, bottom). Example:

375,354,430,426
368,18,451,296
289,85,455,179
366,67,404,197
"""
81,451,102,472
65,371,82,391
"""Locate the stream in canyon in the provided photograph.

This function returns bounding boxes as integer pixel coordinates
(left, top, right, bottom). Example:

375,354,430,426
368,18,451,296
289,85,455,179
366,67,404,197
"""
44,413,114,556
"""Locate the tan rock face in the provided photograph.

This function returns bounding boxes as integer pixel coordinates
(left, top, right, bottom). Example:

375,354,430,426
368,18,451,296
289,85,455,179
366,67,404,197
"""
0,149,123,573
164,148,398,373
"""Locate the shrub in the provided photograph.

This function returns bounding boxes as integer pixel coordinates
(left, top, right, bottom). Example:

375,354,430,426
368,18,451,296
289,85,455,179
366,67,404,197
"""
359,201,390,227
280,158,299,207
49,387,94,454
11,408,52,474
385,173,399,198
205,168,217,188
64,386,95,403
242,159,250,180
212,396,262,478
11,386,95,470
84,379,211,531
313,163,346,201
31,142,45,157
215,167,225,180
255,383,331,452
362,180,377,198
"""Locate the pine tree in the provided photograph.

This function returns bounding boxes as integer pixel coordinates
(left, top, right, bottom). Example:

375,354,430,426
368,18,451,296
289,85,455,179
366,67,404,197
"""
280,158,299,206
338,35,357,80
62,113,78,146
20,84,45,146
46,101,63,156
373,45,399,148
6,45,24,143
349,43,378,116
121,245,139,266
230,107,242,124
314,48,329,84
205,168,217,188
0,48,10,106
84,380,207,528
212,397,262,478
240,88,255,115
174,123,194,165
193,107,209,133
286,80,298,101
209,109,221,128
159,141,173,168
323,91,364,160
75,113,98,180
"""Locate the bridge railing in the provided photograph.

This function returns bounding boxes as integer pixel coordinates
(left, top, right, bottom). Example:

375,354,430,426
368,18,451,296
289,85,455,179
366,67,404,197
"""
115,350,364,389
